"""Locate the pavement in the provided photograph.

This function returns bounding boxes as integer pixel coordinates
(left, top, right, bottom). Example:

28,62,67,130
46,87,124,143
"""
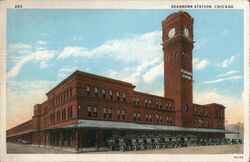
6,142,243,154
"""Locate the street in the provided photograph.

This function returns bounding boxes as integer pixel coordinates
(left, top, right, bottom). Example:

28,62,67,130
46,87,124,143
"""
7,142,243,154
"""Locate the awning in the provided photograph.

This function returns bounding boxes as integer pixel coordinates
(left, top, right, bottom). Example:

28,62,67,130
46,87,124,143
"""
63,119,239,134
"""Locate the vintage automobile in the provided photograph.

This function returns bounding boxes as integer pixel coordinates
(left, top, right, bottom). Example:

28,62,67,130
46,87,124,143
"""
171,136,182,147
222,138,232,145
126,137,140,151
151,137,161,149
107,137,127,152
144,137,153,150
185,136,198,146
160,137,172,148
208,138,222,145
137,138,145,150
231,138,241,144
198,138,209,146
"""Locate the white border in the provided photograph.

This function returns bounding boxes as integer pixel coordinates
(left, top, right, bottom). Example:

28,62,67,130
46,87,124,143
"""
0,0,249,162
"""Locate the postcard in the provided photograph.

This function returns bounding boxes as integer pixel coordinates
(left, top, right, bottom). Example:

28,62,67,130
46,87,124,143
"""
0,0,249,162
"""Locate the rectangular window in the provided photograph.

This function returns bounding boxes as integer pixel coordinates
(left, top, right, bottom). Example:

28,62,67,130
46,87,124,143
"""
67,106,72,119
88,106,92,117
62,109,66,120
136,98,140,105
160,115,163,123
50,113,55,123
95,87,98,97
145,114,148,122
133,112,137,121
57,111,60,122
159,101,162,109
156,101,159,108
108,108,112,119
116,91,120,101
109,90,113,100
133,97,136,105
102,89,106,99
149,100,151,107
156,114,159,123
149,114,152,122
117,109,120,119
93,106,97,117
86,86,90,96
122,110,125,120
145,99,148,106
122,93,126,102
137,113,141,121
103,107,107,118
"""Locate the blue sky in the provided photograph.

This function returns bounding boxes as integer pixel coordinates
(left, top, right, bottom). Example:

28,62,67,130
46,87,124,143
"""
6,9,244,128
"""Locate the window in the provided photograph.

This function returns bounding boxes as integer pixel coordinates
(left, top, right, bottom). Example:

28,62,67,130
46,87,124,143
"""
116,92,120,101
149,114,152,122
133,97,136,105
133,112,137,121
86,86,90,96
103,107,107,118
69,88,72,97
102,89,106,99
169,116,172,125
122,93,126,102
145,114,148,122
88,106,92,117
67,106,72,119
117,109,120,119
145,99,148,106
122,110,125,120
56,111,60,122
160,115,163,123
95,87,98,97
166,116,169,124
50,113,55,123
136,98,140,105
62,109,66,120
108,108,112,119
159,101,162,108
109,90,113,100
93,106,97,117
137,113,141,121
156,114,159,123
156,101,159,108
149,100,151,107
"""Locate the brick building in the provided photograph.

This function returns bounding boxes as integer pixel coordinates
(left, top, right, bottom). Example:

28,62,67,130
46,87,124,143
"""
6,11,236,151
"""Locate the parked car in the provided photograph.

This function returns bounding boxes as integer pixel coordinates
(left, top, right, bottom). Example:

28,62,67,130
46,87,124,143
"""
107,137,127,152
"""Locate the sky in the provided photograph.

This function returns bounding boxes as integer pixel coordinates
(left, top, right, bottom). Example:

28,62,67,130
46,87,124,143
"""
6,9,244,129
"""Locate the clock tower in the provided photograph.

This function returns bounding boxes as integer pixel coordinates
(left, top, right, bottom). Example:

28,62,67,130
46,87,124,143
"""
162,11,194,127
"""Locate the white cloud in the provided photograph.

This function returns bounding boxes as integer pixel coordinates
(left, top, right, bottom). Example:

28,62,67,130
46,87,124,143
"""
8,43,32,54
57,66,77,79
194,91,243,124
37,40,48,46
7,50,55,78
106,58,160,85
222,56,236,68
201,75,242,84
143,61,163,84
217,70,239,77
193,58,209,70
58,31,162,63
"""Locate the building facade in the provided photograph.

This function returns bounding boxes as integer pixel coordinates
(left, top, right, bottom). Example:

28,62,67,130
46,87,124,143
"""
7,11,232,151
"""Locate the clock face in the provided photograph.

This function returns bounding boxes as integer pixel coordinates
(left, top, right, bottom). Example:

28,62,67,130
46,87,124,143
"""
168,28,176,38
184,27,189,37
